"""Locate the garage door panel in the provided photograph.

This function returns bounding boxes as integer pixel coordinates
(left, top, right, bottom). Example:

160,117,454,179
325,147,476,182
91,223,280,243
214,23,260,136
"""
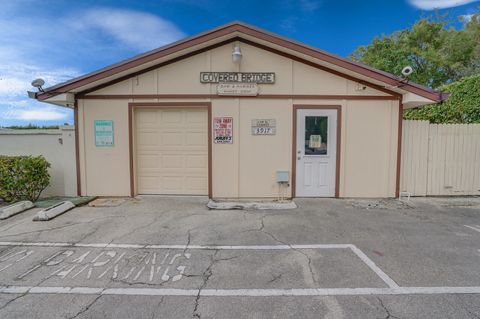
187,176,208,190
161,132,184,146
162,110,183,124
186,155,207,169
186,110,208,123
186,132,207,146
137,176,159,192
137,155,159,169
137,131,158,146
137,111,157,124
162,155,185,169
163,176,183,191
135,108,208,195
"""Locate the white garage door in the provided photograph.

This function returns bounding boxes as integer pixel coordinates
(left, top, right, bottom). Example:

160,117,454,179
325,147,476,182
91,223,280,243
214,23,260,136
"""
135,108,208,195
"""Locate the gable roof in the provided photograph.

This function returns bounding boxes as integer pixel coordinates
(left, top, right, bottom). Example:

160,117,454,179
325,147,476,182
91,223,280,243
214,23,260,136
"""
35,21,447,103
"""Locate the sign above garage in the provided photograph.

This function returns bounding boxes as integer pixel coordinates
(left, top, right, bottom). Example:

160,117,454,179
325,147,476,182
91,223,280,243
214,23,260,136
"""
217,83,259,96
200,72,275,84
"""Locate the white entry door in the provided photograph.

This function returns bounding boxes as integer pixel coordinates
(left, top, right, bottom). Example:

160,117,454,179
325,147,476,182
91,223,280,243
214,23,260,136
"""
295,109,337,197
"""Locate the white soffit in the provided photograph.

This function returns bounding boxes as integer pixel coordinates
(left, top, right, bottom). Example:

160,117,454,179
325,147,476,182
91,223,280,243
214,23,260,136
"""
43,93,75,108
402,92,435,109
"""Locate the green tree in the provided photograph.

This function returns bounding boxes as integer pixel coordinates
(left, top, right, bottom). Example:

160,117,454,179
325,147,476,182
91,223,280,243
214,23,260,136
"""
350,12,480,89
404,74,480,123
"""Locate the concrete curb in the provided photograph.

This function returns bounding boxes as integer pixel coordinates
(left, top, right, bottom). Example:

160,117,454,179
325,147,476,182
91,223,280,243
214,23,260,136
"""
33,201,75,221
0,201,34,220
207,200,297,210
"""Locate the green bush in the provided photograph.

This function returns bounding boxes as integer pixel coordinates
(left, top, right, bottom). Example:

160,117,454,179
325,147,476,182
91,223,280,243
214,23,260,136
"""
404,74,480,123
0,156,51,202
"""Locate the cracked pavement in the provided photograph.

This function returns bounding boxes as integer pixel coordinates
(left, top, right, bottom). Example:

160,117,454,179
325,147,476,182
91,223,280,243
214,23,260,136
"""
0,196,479,318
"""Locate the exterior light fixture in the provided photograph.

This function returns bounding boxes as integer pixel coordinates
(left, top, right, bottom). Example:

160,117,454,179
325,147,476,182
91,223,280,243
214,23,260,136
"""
232,46,242,63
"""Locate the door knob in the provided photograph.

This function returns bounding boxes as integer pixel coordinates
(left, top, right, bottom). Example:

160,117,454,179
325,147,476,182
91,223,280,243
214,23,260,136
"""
297,156,301,160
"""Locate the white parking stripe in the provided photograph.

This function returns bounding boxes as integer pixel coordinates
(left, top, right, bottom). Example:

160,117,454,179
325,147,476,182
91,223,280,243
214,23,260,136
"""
0,242,352,250
464,225,480,233
348,245,399,288
0,241,399,291
1,286,480,296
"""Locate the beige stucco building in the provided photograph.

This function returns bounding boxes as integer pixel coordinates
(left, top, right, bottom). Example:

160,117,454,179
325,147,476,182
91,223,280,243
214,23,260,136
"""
33,22,446,199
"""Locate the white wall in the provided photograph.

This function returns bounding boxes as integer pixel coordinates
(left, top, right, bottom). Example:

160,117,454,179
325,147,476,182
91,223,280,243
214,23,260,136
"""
0,126,77,197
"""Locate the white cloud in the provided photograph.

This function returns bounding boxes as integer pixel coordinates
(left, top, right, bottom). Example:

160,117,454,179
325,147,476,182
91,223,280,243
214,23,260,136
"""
461,14,474,22
0,5,185,124
71,8,186,51
299,0,322,12
8,109,68,121
408,0,479,10
0,63,79,100
2,104,70,121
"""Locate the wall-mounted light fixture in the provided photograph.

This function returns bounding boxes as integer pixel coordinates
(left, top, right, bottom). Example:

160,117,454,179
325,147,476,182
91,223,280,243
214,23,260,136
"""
232,46,242,63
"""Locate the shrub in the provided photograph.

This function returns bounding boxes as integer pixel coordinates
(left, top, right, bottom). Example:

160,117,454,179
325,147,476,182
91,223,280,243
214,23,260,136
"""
404,74,480,123
0,156,51,202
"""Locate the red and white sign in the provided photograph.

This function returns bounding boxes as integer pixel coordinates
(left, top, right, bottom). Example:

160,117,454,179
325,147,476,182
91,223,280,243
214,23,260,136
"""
213,117,233,144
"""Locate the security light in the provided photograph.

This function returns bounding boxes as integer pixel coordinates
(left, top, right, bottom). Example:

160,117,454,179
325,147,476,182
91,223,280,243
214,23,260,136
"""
31,78,45,92
401,66,413,77
232,46,242,63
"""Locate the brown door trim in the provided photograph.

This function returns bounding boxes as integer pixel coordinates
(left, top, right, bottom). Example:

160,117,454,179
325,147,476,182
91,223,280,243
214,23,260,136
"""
292,105,342,198
128,102,212,198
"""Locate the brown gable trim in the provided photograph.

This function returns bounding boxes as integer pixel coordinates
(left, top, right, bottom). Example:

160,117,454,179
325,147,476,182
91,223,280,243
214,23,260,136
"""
81,94,399,100
240,39,401,98
77,36,400,99
76,39,235,99
38,25,241,100
38,22,444,102
235,24,443,101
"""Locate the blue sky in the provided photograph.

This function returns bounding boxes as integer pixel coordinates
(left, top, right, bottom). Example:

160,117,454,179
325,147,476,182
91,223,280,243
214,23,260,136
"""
0,0,478,126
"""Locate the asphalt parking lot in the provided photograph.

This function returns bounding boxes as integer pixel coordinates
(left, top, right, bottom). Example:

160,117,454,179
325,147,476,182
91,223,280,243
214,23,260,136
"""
0,196,479,318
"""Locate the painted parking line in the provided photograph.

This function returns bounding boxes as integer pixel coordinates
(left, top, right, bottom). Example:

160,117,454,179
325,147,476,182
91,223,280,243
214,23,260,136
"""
0,241,352,250
464,225,480,233
0,241,398,288
1,241,479,297
1,285,480,296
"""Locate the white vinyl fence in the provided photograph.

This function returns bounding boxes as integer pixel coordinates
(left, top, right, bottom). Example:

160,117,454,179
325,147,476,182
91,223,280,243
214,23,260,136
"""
0,126,77,197
401,120,480,196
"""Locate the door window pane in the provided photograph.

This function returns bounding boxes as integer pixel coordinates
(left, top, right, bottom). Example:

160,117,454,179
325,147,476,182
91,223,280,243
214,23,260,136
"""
304,116,328,155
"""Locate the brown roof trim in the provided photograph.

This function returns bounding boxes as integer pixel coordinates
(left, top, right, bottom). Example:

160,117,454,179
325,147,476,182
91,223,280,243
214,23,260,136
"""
37,21,445,102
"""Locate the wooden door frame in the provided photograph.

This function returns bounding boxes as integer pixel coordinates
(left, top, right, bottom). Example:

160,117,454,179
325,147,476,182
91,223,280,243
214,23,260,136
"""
128,102,212,198
292,105,342,198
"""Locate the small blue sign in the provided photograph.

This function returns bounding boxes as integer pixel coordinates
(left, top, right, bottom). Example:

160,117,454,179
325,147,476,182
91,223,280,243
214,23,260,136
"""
94,120,114,147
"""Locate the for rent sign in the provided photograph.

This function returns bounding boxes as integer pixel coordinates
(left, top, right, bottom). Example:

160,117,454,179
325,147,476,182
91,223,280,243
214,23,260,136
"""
213,117,233,144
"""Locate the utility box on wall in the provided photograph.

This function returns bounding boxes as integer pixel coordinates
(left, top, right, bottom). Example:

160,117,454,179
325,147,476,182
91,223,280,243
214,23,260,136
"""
276,171,290,183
